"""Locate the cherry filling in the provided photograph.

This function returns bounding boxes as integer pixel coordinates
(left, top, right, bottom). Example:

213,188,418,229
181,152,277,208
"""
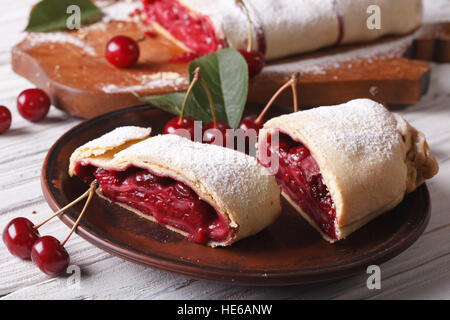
142,0,224,58
261,133,338,240
74,164,232,244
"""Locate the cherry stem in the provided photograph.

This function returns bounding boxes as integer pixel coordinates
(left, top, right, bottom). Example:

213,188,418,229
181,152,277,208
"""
198,76,217,127
255,73,300,125
291,72,300,113
179,67,201,124
33,187,92,230
238,0,253,52
61,180,97,247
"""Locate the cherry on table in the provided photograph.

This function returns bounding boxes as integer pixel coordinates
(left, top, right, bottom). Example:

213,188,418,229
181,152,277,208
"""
30,180,97,275
0,105,12,134
2,217,40,259
163,116,196,140
203,121,232,147
31,235,70,276
17,89,51,122
105,35,140,68
239,50,264,78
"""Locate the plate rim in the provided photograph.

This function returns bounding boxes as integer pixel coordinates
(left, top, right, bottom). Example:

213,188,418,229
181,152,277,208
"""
40,104,431,286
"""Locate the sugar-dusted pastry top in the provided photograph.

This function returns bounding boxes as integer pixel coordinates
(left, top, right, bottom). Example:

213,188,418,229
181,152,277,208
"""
259,99,438,237
69,132,281,246
179,0,422,60
68,126,151,176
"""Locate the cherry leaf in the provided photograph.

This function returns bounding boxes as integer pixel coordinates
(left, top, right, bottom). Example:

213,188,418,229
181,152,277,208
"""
133,92,212,123
25,0,101,32
188,49,249,129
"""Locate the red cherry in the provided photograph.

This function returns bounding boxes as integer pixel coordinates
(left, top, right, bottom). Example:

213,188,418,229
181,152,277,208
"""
2,217,40,259
238,115,262,134
236,115,262,153
239,50,264,78
163,116,196,140
203,121,232,147
17,89,51,122
0,106,12,134
31,236,70,276
105,35,140,68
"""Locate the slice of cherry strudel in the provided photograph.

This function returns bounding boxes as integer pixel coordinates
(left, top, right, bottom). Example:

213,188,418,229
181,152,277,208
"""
69,128,281,247
258,99,438,242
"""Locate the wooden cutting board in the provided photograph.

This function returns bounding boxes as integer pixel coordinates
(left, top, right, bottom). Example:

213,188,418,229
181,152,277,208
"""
11,19,450,119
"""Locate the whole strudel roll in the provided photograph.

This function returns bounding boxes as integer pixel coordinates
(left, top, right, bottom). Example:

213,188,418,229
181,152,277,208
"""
69,128,281,247
143,0,423,60
257,99,438,242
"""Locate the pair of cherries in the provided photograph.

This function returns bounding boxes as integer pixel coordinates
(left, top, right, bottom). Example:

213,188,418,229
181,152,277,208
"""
164,113,258,148
3,218,69,275
164,117,232,146
164,72,299,150
2,181,97,275
0,88,51,134
163,67,233,147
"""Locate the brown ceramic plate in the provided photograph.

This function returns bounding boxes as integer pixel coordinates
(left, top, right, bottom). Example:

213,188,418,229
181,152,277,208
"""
41,104,431,286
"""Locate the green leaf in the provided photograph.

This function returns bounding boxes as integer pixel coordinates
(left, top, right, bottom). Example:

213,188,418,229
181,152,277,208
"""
25,0,101,32
133,92,212,123
132,49,249,128
188,48,249,129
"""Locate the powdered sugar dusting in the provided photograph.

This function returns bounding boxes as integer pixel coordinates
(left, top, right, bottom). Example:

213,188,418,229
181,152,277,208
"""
26,32,97,56
296,99,399,161
101,72,189,93
263,33,416,76
423,0,450,23
78,126,151,154
98,0,143,23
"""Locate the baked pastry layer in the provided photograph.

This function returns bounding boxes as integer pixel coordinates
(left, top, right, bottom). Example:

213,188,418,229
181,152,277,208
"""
69,130,281,247
258,98,438,242
144,0,423,60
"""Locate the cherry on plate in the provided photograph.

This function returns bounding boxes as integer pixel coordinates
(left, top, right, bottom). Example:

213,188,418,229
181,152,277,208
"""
203,121,232,147
237,115,262,134
163,116,196,140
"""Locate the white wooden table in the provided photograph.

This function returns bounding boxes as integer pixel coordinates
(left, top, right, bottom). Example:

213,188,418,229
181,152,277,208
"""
1,0,450,300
